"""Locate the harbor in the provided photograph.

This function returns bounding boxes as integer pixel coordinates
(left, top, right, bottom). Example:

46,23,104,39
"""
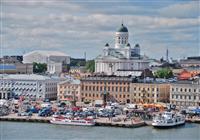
1,113,200,127
1,121,200,140
0,114,146,128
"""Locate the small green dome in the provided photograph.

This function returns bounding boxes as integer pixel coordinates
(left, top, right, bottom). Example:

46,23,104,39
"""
117,24,128,32
135,44,140,48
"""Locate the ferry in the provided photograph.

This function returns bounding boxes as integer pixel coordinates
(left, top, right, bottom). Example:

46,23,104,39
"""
50,116,95,126
152,112,185,128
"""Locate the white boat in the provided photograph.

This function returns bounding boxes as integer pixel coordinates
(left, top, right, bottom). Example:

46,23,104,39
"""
152,112,185,128
50,116,95,126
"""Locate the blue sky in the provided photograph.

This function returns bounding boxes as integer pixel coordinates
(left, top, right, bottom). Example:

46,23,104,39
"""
1,0,199,60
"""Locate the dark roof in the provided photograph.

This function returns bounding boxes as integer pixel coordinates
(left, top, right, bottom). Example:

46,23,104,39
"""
135,44,140,48
105,43,109,47
117,24,128,32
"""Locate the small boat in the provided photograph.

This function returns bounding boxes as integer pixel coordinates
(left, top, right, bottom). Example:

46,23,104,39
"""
152,112,185,128
50,116,95,126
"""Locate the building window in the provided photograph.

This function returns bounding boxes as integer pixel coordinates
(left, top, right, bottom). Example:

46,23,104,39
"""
185,89,187,92
124,87,126,92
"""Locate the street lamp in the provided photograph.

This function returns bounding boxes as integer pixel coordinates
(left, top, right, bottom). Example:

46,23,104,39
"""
72,86,77,107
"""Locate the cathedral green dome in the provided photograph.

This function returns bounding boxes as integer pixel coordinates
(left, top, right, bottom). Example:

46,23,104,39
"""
117,24,128,32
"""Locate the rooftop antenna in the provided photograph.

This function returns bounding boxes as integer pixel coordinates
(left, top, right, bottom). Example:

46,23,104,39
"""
166,48,169,62
84,52,86,61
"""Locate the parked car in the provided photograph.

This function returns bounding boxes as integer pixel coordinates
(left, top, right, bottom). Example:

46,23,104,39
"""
38,107,53,117
18,112,32,116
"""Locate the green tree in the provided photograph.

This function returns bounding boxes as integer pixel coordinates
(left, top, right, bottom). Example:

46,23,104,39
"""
85,60,95,72
154,68,173,79
33,62,47,73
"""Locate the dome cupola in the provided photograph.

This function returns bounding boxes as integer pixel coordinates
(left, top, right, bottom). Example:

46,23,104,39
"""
117,24,128,32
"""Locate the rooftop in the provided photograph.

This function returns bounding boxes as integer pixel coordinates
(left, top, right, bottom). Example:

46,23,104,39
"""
58,79,80,85
0,74,61,81
23,50,69,57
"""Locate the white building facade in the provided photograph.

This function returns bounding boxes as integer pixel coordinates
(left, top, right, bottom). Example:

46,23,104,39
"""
47,61,62,74
95,24,149,75
170,79,200,108
23,50,70,64
0,74,62,100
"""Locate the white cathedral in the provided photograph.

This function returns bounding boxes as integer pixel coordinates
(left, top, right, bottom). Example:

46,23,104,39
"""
95,23,150,75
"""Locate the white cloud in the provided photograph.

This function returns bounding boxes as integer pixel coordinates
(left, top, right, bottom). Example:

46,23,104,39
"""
159,1,199,18
1,1,199,59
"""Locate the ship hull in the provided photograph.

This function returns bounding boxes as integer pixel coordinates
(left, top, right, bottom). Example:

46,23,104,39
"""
50,119,95,126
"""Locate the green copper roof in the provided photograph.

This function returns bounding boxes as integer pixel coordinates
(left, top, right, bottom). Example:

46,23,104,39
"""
117,24,128,32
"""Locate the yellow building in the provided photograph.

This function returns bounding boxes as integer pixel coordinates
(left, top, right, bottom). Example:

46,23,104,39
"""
80,76,170,104
130,83,170,104
57,79,81,102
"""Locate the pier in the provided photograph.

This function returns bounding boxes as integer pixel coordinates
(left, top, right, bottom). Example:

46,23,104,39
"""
0,114,146,128
0,114,51,123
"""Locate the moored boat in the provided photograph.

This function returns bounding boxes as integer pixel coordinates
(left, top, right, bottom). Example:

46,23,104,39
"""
50,116,95,126
152,112,185,128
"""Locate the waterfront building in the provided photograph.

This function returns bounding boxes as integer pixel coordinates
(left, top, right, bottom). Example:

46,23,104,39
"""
95,24,149,75
70,66,86,74
180,56,200,68
0,63,33,74
0,74,62,100
170,78,200,108
23,50,70,64
80,76,170,104
57,79,81,102
178,69,200,80
130,83,170,104
0,55,23,64
114,69,142,77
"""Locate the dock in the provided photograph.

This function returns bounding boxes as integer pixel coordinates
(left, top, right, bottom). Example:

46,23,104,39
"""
186,118,200,123
0,114,51,123
95,117,146,128
0,114,146,128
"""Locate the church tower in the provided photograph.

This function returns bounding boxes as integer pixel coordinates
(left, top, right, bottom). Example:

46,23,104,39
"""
115,24,129,48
